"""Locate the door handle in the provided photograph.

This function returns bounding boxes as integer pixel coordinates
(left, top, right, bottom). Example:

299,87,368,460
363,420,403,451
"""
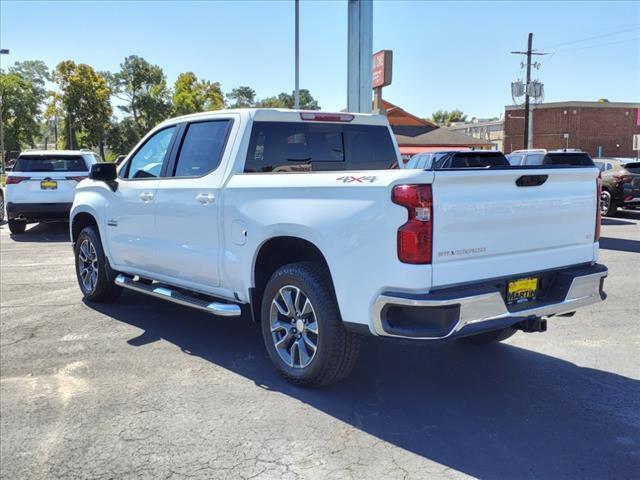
196,193,215,205
139,191,155,202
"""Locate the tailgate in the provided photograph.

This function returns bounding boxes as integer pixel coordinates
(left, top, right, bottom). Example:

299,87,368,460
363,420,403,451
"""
431,167,599,287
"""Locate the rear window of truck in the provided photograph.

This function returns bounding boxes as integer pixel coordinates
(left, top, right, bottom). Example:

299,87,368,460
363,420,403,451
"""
13,155,88,172
244,121,398,172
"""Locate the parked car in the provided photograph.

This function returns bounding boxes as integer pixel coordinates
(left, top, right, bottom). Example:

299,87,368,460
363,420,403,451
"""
507,149,594,167
594,158,640,215
70,109,607,387
5,150,100,234
404,150,510,169
0,187,4,222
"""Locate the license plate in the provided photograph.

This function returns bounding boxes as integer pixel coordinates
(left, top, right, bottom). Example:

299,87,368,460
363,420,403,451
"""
40,180,58,190
507,277,538,304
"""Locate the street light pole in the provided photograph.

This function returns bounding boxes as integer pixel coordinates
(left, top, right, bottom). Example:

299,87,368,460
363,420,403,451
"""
0,48,10,176
294,0,300,109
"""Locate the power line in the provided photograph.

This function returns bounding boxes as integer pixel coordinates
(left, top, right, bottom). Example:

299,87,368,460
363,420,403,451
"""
552,36,639,54
540,26,640,50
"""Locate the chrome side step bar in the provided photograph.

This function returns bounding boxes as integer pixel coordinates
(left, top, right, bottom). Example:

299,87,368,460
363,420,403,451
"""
115,274,241,317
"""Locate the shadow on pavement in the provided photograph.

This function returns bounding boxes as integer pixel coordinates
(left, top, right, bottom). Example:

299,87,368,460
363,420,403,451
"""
601,217,635,226
599,236,640,254
89,291,640,479
2,221,70,242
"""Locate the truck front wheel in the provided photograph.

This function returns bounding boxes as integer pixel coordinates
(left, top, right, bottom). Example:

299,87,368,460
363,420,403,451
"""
260,262,360,387
74,226,122,303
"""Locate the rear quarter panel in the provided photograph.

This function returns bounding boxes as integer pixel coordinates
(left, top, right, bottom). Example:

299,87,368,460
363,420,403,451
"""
222,169,435,330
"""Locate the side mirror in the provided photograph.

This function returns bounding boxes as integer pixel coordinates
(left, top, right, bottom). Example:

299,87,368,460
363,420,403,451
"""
90,163,118,191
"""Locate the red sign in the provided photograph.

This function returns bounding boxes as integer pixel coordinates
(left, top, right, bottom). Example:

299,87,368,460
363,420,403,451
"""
372,50,392,88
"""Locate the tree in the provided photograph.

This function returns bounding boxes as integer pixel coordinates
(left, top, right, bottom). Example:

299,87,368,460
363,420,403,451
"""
172,72,224,115
54,60,112,152
110,55,172,134
9,60,50,103
0,71,41,152
256,95,287,108
429,109,467,126
106,117,140,156
276,89,320,110
227,86,256,108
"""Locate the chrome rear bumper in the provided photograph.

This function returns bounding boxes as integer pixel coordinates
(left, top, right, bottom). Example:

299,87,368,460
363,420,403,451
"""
372,264,607,340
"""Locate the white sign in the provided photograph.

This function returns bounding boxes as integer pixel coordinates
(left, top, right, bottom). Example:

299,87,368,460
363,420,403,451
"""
633,134,640,151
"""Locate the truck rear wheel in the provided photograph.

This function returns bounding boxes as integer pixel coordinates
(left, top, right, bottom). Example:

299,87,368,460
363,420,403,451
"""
458,327,518,345
74,226,122,303
260,262,360,387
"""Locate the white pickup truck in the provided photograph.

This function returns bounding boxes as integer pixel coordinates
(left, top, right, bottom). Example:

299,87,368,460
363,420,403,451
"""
70,109,607,386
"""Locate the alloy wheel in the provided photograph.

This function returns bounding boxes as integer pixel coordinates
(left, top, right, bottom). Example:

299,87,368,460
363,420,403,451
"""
78,239,99,293
269,285,319,369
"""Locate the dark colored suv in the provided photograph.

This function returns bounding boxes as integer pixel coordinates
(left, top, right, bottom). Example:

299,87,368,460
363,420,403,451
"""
595,158,640,216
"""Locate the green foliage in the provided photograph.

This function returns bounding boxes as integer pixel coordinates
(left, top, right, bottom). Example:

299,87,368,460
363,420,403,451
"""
110,55,172,135
278,89,320,110
54,60,112,149
0,71,42,152
256,96,287,108
105,117,140,156
227,86,256,108
429,109,468,126
4,55,324,155
172,72,224,115
255,89,320,110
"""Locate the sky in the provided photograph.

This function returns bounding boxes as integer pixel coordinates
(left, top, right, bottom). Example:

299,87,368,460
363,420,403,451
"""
1,0,639,119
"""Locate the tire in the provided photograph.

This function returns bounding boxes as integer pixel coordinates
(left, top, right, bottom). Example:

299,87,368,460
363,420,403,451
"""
260,262,360,387
8,219,26,234
74,225,122,302
458,327,518,345
600,190,617,217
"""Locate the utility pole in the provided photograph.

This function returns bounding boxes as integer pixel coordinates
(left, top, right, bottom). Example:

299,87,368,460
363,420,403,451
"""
511,33,546,149
294,0,300,109
0,48,9,175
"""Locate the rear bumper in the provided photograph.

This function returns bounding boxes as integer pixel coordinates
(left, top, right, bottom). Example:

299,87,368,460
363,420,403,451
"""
372,263,607,340
6,202,72,222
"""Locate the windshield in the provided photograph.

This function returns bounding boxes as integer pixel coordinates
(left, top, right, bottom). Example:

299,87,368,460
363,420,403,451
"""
437,152,510,169
13,155,88,172
542,153,593,166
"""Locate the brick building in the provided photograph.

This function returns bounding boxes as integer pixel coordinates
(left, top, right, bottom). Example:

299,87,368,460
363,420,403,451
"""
504,101,640,157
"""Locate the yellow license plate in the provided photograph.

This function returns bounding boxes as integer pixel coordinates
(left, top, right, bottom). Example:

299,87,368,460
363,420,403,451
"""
40,180,58,190
507,277,538,304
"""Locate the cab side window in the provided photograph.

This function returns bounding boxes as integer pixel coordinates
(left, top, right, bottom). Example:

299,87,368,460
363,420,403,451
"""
173,120,231,177
123,126,176,179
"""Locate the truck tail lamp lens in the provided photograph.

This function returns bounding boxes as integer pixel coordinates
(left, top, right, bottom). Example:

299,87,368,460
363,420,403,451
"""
5,176,30,184
595,175,601,242
392,184,433,264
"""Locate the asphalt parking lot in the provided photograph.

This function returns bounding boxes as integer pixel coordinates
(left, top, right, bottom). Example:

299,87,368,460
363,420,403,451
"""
1,213,639,480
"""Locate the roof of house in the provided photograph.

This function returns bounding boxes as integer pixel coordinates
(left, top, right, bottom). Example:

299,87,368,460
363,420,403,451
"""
395,128,494,147
382,99,438,128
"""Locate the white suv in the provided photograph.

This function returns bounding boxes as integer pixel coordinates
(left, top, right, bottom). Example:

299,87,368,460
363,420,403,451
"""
5,150,99,234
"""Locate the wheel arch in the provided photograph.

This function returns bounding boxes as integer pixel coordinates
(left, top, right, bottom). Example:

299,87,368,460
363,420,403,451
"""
250,236,337,323
71,211,99,245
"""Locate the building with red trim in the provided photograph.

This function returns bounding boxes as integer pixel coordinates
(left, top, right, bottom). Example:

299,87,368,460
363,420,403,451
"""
382,100,493,161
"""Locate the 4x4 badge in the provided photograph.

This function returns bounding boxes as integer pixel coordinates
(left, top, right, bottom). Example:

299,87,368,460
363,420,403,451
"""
336,175,377,183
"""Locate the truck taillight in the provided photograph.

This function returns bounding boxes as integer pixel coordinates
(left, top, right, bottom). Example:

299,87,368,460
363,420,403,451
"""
595,175,601,242
392,184,433,264
5,176,30,184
